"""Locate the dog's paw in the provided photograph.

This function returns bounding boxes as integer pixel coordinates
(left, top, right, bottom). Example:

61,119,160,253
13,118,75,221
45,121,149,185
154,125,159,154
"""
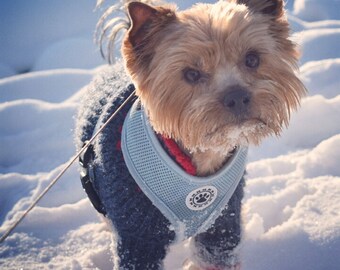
183,259,202,270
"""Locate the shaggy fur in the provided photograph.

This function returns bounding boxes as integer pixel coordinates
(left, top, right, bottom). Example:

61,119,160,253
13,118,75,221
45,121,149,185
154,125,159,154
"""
77,0,307,269
118,0,306,176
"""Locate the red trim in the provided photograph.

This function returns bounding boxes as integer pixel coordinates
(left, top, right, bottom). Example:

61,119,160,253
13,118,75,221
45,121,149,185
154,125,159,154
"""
118,122,197,175
160,137,197,176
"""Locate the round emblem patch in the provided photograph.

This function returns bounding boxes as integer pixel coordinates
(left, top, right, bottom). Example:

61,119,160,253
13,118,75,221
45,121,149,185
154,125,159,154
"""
185,186,218,211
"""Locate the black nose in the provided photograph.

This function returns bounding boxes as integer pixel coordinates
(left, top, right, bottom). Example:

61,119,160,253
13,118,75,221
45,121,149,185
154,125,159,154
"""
223,86,251,116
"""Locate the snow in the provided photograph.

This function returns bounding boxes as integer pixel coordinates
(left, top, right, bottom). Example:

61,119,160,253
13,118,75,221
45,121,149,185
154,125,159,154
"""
293,0,340,22
32,38,104,71
296,28,340,64
0,0,105,75
1,0,340,269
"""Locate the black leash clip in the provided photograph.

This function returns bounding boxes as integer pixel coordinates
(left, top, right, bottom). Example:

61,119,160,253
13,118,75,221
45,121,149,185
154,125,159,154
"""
79,142,107,216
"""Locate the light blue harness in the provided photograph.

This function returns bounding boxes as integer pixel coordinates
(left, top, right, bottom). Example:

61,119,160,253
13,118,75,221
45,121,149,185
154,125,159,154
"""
121,101,247,238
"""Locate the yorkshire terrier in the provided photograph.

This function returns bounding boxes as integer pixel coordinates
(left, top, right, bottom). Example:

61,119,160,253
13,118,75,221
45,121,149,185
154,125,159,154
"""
75,0,306,269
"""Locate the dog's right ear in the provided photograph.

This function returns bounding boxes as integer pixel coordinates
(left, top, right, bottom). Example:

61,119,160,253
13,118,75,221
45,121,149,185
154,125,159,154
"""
123,2,176,85
127,2,157,47
127,2,176,47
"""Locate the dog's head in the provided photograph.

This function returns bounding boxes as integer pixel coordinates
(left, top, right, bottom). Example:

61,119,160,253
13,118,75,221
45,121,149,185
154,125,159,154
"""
120,0,307,154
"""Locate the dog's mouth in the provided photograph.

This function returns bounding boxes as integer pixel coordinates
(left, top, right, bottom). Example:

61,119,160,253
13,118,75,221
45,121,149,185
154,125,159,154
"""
238,117,267,126
203,117,272,148
206,117,268,136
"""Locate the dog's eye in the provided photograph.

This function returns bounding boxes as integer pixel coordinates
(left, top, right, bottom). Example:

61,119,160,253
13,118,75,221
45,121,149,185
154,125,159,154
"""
183,68,202,84
245,52,260,69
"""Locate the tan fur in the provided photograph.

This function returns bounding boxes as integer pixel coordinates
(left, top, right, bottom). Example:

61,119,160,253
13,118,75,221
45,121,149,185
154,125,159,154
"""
101,0,306,177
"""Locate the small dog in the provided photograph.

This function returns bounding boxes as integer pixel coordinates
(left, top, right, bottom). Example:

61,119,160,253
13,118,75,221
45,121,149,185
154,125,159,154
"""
76,0,306,269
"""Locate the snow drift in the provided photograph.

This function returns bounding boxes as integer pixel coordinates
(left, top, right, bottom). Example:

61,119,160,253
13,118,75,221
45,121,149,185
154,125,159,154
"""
1,0,340,269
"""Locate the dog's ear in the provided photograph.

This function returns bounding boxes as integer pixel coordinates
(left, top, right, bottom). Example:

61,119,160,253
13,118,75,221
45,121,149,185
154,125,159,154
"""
127,2,157,47
237,0,284,18
127,2,175,47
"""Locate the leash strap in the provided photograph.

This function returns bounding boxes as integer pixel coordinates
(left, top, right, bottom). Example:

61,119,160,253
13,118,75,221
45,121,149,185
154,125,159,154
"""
0,85,136,244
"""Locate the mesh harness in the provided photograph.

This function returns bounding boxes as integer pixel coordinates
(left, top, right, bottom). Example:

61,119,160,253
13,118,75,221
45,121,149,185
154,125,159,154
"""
80,92,247,238
122,101,247,237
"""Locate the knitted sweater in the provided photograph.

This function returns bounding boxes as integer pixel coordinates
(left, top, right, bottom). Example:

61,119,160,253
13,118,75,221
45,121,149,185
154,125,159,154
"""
75,62,244,269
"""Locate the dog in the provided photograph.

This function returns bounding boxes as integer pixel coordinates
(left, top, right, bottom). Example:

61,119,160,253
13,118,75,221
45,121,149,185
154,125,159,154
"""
75,0,307,269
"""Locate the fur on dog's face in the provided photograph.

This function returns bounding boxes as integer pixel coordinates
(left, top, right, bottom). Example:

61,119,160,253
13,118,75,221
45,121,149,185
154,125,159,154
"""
122,0,306,155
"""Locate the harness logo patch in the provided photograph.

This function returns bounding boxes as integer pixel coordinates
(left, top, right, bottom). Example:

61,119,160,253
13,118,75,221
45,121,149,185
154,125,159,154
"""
185,186,218,211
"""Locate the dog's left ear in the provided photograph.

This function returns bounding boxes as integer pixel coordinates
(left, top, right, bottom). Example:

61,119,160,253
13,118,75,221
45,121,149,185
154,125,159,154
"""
237,0,284,18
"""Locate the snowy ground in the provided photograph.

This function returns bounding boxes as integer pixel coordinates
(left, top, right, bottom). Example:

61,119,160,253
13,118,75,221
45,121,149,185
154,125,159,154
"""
1,0,340,269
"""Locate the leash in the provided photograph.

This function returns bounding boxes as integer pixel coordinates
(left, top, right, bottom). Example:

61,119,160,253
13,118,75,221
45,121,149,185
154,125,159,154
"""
0,88,136,244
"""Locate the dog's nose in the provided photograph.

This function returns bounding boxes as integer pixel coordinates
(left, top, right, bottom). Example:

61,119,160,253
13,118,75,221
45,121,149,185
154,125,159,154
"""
223,86,251,116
